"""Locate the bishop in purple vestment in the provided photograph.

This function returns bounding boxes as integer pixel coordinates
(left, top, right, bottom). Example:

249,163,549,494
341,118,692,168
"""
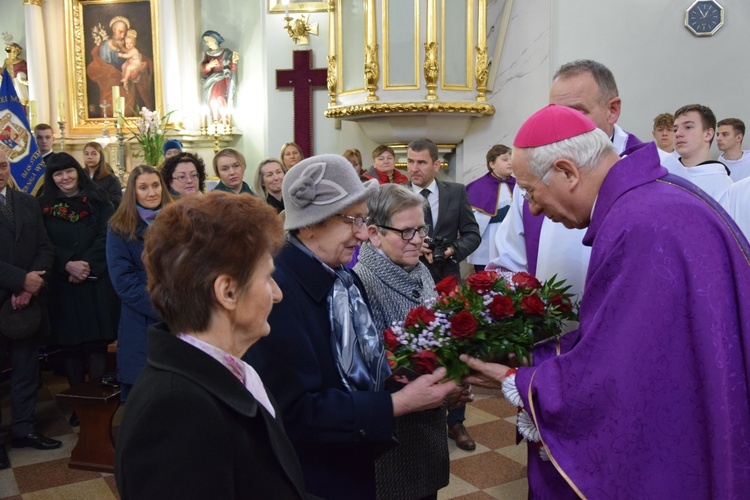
463,105,750,499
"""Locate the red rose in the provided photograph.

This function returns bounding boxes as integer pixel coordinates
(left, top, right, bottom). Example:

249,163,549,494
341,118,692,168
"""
404,306,437,328
383,328,400,351
549,293,573,312
410,350,438,374
434,276,458,295
520,294,545,316
450,310,479,338
512,272,542,290
386,351,397,369
488,295,515,319
466,270,499,294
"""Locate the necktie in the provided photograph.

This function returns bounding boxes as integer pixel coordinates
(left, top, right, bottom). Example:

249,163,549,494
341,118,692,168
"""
0,192,13,225
420,188,434,236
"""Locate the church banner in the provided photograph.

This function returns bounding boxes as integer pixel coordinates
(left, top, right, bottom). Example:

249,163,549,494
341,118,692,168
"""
64,0,163,133
0,68,44,194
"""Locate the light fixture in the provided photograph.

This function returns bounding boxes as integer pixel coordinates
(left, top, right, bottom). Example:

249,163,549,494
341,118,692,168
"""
282,0,318,45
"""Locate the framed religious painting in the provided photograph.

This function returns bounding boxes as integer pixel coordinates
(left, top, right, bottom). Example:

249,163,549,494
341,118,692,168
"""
268,1,329,13
64,0,163,132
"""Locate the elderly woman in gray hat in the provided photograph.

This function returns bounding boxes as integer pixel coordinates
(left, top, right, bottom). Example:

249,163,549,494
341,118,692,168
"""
244,155,456,500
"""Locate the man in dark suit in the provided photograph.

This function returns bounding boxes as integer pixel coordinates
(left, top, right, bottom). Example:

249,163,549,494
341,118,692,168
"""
407,138,481,451
0,150,61,470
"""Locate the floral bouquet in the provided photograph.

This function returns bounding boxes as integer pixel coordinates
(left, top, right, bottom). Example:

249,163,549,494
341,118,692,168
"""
125,107,174,166
385,270,577,382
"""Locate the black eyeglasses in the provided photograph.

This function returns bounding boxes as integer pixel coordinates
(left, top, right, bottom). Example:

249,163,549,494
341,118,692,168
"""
377,224,430,240
336,214,370,228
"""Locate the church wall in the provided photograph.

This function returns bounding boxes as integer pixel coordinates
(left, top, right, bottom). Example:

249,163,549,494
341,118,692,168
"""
550,0,750,160
1,4,26,53
460,0,750,184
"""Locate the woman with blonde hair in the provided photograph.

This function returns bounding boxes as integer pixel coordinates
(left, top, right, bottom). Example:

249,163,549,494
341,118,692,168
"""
212,147,255,195
253,157,286,213
82,141,122,207
106,165,173,400
280,141,304,169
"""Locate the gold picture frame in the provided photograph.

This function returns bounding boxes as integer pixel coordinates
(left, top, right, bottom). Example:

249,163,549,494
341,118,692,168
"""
268,1,329,14
64,0,163,133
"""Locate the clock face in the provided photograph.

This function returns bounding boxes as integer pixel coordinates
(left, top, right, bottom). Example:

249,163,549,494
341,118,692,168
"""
685,0,724,36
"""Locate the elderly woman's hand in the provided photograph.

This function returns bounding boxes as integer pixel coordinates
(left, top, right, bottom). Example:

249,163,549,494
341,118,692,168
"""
447,384,474,409
460,354,512,389
392,367,457,417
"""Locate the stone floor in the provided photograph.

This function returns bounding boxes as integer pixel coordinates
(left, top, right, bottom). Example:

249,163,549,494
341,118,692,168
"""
1,374,527,499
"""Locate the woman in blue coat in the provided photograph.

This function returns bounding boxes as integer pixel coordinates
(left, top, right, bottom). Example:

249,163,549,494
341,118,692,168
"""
106,165,173,400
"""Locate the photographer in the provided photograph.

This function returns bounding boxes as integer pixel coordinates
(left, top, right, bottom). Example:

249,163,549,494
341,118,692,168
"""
406,138,481,450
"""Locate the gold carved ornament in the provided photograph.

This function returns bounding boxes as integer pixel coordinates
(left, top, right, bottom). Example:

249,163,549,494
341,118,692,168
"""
326,55,337,105
24,0,43,5
324,101,495,119
364,44,379,102
423,42,438,100
475,46,488,102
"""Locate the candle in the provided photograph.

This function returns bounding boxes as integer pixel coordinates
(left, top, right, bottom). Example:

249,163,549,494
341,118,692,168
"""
28,100,37,129
200,106,209,131
57,90,65,122
112,85,120,105
283,0,289,17
427,0,436,44
117,97,126,126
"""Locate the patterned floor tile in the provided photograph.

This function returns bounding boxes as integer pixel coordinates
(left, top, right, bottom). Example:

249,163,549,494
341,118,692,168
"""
470,395,517,418
13,457,100,493
437,473,480,499
483,478,529,499
22,478,117,500
0,467,20,498
468,419,518,451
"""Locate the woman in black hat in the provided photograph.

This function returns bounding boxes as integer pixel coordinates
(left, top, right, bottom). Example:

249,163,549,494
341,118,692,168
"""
38,153,120,425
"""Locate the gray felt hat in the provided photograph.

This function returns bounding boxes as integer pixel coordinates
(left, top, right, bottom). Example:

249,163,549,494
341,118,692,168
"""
283,154,379,231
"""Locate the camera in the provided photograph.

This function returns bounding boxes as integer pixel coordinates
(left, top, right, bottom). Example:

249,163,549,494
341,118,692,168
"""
426,235,450,262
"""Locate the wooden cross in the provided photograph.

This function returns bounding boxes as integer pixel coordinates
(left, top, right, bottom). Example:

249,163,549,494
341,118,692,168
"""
275,50,328,158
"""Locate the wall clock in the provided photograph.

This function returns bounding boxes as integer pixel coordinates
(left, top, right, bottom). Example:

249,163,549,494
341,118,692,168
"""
685,0,724,36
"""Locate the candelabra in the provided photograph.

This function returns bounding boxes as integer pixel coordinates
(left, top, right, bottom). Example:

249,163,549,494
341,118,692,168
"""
200,113,233,153
283,14,318,45
115,122,127,184
57,119,66,152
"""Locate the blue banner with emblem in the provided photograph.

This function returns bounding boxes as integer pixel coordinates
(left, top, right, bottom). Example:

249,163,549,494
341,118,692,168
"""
0,68,44,194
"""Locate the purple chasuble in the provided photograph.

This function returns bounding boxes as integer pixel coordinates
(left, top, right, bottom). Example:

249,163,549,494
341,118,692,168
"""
466,172,516,216
516,143,750,498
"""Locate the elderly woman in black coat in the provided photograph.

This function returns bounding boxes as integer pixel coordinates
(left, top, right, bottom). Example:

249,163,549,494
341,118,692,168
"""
115,192,308,499
244,155,457,500
38,153,120,424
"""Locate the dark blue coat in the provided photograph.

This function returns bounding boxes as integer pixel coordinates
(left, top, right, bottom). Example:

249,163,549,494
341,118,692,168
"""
106,222,159,389
244,242,395,500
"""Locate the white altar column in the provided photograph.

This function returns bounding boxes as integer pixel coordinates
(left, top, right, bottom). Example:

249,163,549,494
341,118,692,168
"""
24,0,50,123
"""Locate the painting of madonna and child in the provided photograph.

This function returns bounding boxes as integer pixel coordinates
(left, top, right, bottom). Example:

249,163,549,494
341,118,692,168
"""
82,0,156,119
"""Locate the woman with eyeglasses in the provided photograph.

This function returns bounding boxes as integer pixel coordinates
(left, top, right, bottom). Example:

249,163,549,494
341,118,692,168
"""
212,147,256,195
161,152,207,199
354,184,462,500
243,155,456,500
